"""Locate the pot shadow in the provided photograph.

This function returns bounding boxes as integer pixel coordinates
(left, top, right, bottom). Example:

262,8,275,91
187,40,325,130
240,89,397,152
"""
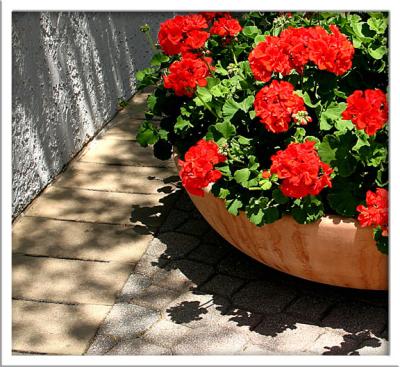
130,185,388,355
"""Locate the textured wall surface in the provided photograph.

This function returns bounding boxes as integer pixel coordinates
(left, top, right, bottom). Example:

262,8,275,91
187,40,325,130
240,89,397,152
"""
12,12,172,217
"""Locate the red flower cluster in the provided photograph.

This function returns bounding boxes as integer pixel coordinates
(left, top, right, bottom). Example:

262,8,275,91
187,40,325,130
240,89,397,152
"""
210,15,242,38
270,141,334,198
200,12,230,23
254,80,309,133
249,25,354,82
178,139,227,196
158,14,209,55
342,89,388,136
163,57,212,97
356,188,388,236
307,25,355,76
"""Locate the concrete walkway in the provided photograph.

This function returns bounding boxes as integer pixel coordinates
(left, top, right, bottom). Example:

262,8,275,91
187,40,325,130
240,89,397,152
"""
12,92,388,355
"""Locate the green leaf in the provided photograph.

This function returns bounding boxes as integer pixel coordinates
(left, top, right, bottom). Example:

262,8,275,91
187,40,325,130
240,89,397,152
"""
272,189,289,205
222,98,241,120
242,95,255,112
136,121,159,147
254,34,267,44
264,207,280,224
368,44,387,60
242,25,261,38
291,196,324,224
320,102,347,131
215,120,236,139
260,180,272,190
367,15,387,35
227,198,243,216
174,116,193,133
150,53,169,66
147,95,158,113
374,227,388,254
295,90,319,108
327,188,358,217
234,168,251,186
317,136,337,164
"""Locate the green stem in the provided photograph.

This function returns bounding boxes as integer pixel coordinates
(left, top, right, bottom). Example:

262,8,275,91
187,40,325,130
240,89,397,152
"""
231,47,238,66
196,92,219,119
248,187,263,191
145,30,157,53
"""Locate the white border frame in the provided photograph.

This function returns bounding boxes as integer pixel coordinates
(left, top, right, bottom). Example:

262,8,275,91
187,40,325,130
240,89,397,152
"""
2,0,399,366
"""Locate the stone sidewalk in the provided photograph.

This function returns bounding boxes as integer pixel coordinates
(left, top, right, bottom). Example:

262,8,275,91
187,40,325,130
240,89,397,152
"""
12,92,388,356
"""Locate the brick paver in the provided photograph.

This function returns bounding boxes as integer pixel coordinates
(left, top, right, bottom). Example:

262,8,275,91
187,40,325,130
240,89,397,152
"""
12,91,389,356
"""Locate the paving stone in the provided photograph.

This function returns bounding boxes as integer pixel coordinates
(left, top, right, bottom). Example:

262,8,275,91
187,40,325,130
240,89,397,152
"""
174,193,196,212
95,304,159,340
217,251,272,280
85,334,118,355
13,254,133,305
106,337,171,355
240,343,277,355
158,209,189,233
129,285,181,311
305,327,348,355
202,230,229,247
172,323,248,354
151,267,192,292
223,308,264,332
24,186,169,227
154,259,214,291
124,91,151,119
12,217,151,263
146,232,200,260
100,114,146,141
232,280,298,313
187,243,228,265
163,291,230,329
117,273,153,303
356,338,388,355
55,162,178,194
12,300,111,355
176,219,210,237
321,301,387,336
79,138,173,167
285,294,334,323
143,319,191,348
200,274,245,297
250,316,330,354
133,254,165,278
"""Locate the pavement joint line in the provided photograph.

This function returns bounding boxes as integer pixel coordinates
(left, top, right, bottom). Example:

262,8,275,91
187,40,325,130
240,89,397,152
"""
280,293,303,313
12,297,113,307
77,159,174,169
12,349,61,355
23,215,158,229
53,185,177,196
12,252,136,265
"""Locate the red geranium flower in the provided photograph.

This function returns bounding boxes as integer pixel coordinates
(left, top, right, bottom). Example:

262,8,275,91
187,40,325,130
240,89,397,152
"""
163,57,212,97
200,12,231,23
279,27,312,74
254,80,309,133
158,14,209,55
342,89,388,136
356,188,388,236
248,36,291,82
308,25,354,76
179,139,226,196
270,141,334,198
210,15,242,38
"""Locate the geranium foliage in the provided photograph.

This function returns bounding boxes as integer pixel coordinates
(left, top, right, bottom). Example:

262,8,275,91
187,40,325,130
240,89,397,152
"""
136,11,389,254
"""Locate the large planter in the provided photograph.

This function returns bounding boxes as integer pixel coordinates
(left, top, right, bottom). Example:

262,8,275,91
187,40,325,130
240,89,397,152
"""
174,156,388,290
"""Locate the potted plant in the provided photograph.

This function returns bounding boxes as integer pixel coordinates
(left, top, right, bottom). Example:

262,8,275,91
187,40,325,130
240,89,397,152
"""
135,12,388,290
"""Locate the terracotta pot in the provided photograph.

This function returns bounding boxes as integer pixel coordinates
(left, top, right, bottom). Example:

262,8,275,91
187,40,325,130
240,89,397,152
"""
174,155,388,290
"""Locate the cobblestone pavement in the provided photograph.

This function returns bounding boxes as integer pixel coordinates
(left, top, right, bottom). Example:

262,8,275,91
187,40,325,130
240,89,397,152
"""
12,92,388,356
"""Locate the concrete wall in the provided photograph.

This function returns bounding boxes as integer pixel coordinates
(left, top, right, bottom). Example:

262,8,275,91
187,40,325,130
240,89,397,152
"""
12,12,172,217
